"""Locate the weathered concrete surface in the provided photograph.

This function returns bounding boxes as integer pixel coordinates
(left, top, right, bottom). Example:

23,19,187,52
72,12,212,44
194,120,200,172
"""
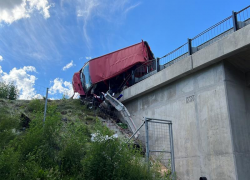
119,24,250,179
124,63,238,179
224,62,250,180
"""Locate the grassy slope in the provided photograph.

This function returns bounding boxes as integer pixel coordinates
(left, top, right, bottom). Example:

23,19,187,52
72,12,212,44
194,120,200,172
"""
0,98,96,128
0,98,172,180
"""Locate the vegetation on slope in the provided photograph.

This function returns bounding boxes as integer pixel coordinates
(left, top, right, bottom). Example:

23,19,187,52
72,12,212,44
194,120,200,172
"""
0,98,171,180
0,82,19,100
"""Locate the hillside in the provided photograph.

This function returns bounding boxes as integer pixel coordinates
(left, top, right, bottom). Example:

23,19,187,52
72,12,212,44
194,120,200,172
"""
0,98,171,180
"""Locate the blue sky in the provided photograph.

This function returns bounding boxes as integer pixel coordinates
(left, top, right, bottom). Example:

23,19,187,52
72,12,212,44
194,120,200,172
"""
0,0,249,99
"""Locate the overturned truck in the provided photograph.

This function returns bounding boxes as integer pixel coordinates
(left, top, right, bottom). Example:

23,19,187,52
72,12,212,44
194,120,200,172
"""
72,40,154,98
72,40,154,135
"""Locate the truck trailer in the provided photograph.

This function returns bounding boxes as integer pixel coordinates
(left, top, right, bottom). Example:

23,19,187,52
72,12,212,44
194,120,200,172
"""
72,40,154,99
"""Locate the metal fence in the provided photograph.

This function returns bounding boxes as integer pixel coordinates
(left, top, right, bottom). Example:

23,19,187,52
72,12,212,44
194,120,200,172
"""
159,43,189,69
237,6,250,28
126,117,175,177
134,59,158,83
145,118,175,176
191,16,234,52
158,5,250,69
133,5,250,82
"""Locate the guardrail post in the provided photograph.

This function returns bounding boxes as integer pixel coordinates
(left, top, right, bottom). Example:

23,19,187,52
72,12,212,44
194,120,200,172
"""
232,11,238,31
187,38,192,55
156,58,160,72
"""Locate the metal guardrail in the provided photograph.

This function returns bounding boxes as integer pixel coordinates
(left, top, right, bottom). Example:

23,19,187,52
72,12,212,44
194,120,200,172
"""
158,5,250,70
192,16,234,52
134,60,156,78
159,43,188,68
133,59,158,83
237,5,250,28
128,5,250,87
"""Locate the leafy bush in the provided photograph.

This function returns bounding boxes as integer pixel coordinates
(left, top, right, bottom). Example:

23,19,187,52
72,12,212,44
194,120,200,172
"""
27,99,44,112
82,135,153,180
0,82,8,99
59,120,90,178
0,82,19,100
0,108,19,150
0,101,172,180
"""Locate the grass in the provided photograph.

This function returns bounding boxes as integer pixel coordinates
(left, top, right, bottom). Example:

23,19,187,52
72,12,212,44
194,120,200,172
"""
0,98,174,180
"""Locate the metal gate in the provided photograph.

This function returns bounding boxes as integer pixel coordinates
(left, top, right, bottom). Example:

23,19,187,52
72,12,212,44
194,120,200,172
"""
145,118,175,175
127,117,175,176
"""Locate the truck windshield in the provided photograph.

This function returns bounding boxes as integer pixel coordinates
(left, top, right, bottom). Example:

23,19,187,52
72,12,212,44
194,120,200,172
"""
80,62,92,93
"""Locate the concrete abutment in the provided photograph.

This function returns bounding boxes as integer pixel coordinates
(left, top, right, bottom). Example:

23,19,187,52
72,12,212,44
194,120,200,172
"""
121,25,250,179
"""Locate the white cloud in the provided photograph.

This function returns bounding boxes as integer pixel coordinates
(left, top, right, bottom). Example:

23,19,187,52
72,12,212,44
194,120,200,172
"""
123,2,141,15
0,0,52,24
76,0,100,47
49,78,74,98
29,52,46,60
33,93,43,99
76,0,141,47
0,65,41,99
23,66,37,72
85,56,92,60
62,60,75,71
0,55,3,61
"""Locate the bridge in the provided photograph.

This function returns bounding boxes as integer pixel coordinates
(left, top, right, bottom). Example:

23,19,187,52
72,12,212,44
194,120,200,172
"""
120,5,250,180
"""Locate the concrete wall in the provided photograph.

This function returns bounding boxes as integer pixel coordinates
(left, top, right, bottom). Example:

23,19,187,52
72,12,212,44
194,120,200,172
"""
224,62,250,180
120,24,250,104
118,23,250,179
124,62,238,180
116,22,250,179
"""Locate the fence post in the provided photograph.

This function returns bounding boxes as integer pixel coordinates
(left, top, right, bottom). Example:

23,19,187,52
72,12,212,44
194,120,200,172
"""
169,123,175,176
156,58,160,72
187,38,192,55
232,11,238,31
145,118,150,169
43,88,49,123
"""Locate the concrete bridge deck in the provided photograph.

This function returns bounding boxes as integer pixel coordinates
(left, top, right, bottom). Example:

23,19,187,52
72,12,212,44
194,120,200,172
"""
120,24,250,179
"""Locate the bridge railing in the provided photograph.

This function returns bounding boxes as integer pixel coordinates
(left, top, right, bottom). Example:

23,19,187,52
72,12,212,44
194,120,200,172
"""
191,16,234,53
159,43,189,70
158,5,250,69
237,5,250,28
134,59,157,83
129,5,250,87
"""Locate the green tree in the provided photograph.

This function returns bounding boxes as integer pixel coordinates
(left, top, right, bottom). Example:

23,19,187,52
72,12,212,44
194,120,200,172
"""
8,82,19,100
0,82,8,99
0,81,19,100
